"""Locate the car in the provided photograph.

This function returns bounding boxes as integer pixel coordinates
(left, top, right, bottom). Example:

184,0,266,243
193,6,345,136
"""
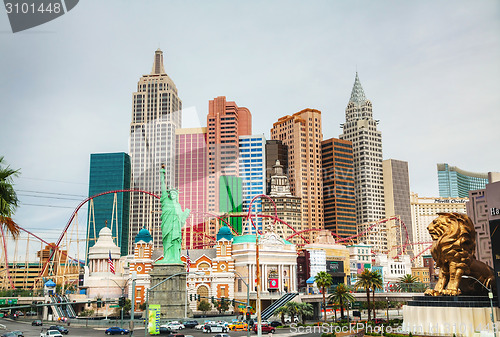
162,321,185,330
48,326,68,334
1,333,17,337
159,326,172,335
10,332,23,337
32,320,43,326
253,323,275,334
202,324,228,333
228,322,247,331
40,330,63,337
269,321,281,327
283,316,299,323
213,334,231,337
194,324,204,330
182,320,198,328
104,327,130,335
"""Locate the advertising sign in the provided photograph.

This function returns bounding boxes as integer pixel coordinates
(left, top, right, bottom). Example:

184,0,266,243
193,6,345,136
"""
268,278,279,289
326,260,344,275
486,182,500,306
148,304,161,335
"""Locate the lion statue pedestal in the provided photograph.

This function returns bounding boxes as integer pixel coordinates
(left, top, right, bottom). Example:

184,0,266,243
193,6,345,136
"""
402,213,499,337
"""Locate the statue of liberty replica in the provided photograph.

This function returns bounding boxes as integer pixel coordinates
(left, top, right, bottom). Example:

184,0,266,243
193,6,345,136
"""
157,164,190,264
148,165,191,319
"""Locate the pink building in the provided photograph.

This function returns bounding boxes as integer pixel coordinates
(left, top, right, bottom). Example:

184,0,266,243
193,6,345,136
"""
175,127,208,249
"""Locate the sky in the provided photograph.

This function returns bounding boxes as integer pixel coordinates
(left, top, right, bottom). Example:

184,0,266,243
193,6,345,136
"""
0,1,499,257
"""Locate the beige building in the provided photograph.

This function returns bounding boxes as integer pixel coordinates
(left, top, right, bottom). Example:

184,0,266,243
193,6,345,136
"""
270,108,324,243
411,267,430,283
383,159,413,258
410,193,467,267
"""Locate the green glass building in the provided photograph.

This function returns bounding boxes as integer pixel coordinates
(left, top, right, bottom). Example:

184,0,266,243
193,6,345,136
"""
437,163,488,198
219,175,243,234
87,152,131,258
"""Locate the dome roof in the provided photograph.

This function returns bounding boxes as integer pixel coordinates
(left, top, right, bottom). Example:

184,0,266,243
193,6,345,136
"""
135,228,152,243
216,225,233,241
45,280,56,287
88,226,120,259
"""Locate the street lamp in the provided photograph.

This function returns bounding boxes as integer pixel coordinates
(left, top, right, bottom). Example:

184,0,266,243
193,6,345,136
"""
462,275,497,337
386,296,389,321
234,270,251,337
144,271,203,337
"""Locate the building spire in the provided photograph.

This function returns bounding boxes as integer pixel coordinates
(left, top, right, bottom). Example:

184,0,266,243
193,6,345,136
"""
151,48,166,75
349,72,367,104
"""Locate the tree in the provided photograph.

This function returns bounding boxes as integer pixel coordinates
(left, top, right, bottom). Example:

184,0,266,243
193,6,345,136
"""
355,269,374,321
370,271,383,320
0,156,20,238
296,302,313,324
328,284,355,319
197,300,211,316
284,301,300,323
397,274,419,292
215,298,230,314
275,305,288,326
314,271,333,322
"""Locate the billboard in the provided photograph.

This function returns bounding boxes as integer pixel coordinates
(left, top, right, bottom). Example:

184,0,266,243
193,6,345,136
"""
326,260,344,275
148,304,161,335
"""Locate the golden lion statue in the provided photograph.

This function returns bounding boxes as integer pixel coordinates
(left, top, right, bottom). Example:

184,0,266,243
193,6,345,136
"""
424,212,496,296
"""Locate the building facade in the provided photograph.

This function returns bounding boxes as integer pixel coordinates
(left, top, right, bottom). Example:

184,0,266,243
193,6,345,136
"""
270,108,324,243
339,73,385,243
265,140,288,194
410,193,467,267
128,228,153,307
87,152,131,258
383,159,413,258
219,176,243,234
321,138,356,241
239,135,266,234
207,96,252,217
437,163,489,198
128,49,182,253
175,127,209,249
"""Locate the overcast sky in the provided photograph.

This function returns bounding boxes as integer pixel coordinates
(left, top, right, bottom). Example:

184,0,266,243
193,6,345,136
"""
1,1,499,251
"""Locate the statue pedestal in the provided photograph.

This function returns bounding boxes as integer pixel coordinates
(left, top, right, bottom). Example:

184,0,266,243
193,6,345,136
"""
403,296,499,337
149,264,188,319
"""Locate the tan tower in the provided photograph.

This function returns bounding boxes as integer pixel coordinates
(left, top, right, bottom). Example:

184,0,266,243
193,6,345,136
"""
270,108,324,244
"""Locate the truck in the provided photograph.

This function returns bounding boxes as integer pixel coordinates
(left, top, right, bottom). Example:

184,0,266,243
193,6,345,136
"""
40,330,63,337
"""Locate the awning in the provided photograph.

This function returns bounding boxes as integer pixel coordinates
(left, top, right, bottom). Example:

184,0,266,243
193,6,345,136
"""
306,276,316,284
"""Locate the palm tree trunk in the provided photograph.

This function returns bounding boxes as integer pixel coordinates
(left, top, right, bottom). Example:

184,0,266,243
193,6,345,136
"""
372,289,376,320
366,289,371,321
322,287,326,322
340,298,344,318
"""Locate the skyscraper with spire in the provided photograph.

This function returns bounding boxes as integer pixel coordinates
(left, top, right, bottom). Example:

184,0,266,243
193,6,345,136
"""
339,73,386,252
128,49,182,253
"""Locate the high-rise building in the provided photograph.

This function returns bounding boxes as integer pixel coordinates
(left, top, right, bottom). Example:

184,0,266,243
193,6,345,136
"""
175,127,208,249
410,193,467,267
265,140,288,194
239,135,266,234
262,160,301,243
87,152,131,258
321,138,356,241
128,49,182,253
219,175,243,234
270,108,324,243
339,73,385,247
383,159,413,258
207,96,252,217
438,163,489,198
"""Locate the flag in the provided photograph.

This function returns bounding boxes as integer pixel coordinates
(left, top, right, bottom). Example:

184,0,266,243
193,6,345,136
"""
108,251,115,274
186,250,191,272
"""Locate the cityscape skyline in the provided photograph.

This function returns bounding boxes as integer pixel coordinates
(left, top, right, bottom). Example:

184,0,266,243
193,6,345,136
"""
1,1,499,243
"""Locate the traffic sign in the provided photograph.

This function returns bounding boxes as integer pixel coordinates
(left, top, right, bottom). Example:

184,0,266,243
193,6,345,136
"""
110,305,120,308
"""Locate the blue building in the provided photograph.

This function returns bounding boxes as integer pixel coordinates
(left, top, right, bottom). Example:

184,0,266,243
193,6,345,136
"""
437,163,488,198
239,135,266,233
87,152,131,259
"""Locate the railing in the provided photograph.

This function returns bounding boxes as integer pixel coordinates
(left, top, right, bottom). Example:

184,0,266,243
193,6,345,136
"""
261,293,298,320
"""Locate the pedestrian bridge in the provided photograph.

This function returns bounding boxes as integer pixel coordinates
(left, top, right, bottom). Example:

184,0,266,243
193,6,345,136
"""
300,292,424,303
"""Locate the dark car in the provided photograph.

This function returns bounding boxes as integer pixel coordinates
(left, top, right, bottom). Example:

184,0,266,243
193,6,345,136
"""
32,320,43,326
1,333,17,337
182,320,198,328
253,323,276,334
159,326,172,335
269,321,281,327
10,332,23,337
49,326,68,334
104,327,130,335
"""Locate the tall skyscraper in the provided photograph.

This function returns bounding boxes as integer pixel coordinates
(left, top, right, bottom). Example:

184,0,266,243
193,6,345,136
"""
219,175,243,234
175,127,208,249
270,108,324,243
128,49,182,253
339,73,385,246
321,138,356,241
438,163,489,198
87,152,131,258
239,135,266,233
383,159,413,258
265,140,288,194
207,96,252,216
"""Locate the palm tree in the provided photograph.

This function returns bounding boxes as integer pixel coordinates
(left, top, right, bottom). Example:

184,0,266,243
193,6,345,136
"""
314,271,333,322
370,271,383,320
397,274,418,292
296,302,313,324
0,156,20,238
275,305,288,326
355,269,374,321
284,301,300,324
328,284,355,319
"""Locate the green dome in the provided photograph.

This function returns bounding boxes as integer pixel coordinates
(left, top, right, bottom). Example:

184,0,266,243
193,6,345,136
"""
135,228,152,243
217,225,233,241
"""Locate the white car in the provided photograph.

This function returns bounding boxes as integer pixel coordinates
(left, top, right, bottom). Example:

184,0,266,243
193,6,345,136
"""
284,316,299,323
161,321,185,330
202,323,228,333
195,324,205,330
40,330,63,337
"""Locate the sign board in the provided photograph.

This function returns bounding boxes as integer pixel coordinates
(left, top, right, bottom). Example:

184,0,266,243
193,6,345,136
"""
148,304,161,335
110,305,120,308
326,260,344,274
486,182,500,307
268,278,279,289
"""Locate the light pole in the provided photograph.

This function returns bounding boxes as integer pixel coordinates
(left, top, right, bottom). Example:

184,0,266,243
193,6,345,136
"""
386,296,389,321
144,271,203,337
462,275,497,337
130,271,137,336
234,270,251,337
